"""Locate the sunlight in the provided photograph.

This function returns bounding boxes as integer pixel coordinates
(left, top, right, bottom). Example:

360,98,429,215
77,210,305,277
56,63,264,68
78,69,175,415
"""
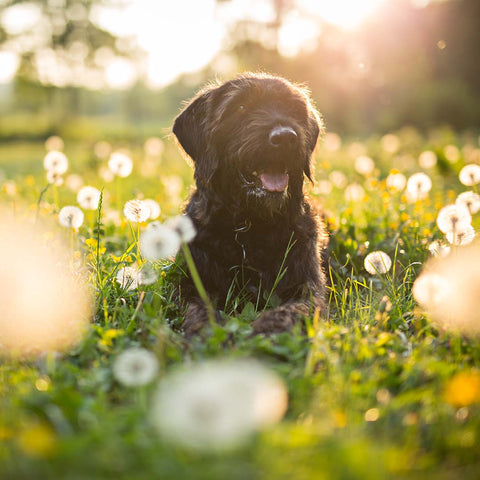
299,0,386,29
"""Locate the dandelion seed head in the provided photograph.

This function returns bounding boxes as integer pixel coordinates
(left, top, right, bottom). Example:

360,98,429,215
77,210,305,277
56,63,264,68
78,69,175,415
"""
46,170,64,186
418,150,437,169
65,174,84,192
151,360,287,451
94,141,112,159
444,145,460,164
446,224,475,246
456,191,480,215
144,137,164,157
108,151,133,177
115,266,140,290
386,172,406,192
165,215,196,243
143,199,161,220
459,164,480,186
0,216,92,358
323,132,341,152
344,183,365,202
436,204,471,234
44,151,68,174
381,134,400,153
354,155,375,176
413,245,480,334
406,172,432,201
113,348,159,387
58,206,84,229
428,240,451,258
140,226,181,261
44,135,64,152
123,199,150,223
329,170,347,189
312,180,332,195
364,251,392,275
77,186,101,211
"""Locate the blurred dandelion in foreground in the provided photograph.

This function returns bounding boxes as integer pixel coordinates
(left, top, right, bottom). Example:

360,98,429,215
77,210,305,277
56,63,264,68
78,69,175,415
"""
77,186,101,211
459,164,480,186
344,183,365,202
364,251,392,275
140,225,181,261
0,215,92,357
143,199,161,220
58,206,84,229
456,191,480,215
436,204,471,234
413,245,480,334
165,215,196,243
418,150,437,169
386,171,406,192
108,151,133,177
354,155,375,176
406,172,432,201
44,151,68,174
123,199,150,223
151,359,287,451
113,348,159,387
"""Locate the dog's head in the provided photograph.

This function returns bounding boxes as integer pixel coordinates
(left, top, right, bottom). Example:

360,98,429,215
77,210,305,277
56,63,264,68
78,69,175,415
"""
173,73,322,214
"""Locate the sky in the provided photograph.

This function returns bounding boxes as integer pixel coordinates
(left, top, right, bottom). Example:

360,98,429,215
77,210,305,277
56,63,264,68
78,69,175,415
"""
0,0,433,89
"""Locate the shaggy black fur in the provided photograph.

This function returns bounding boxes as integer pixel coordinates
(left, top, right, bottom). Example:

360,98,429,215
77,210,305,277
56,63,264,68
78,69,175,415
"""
173,72,328,336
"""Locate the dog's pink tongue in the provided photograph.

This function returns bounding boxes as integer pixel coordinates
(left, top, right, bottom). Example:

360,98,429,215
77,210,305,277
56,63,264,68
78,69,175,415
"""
260,172,289,192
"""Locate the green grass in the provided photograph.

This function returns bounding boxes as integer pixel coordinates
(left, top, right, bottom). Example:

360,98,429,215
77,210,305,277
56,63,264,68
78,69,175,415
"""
1,127,480,479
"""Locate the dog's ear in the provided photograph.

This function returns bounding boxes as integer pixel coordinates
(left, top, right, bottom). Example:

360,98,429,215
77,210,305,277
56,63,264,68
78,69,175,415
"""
304,110,321,182
173,89,218,186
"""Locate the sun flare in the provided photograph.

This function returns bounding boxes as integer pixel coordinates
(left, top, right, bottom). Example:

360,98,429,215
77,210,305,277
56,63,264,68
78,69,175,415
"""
300,0,386,29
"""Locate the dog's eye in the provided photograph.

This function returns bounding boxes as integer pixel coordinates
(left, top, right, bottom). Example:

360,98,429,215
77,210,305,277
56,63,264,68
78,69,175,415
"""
238,105,246,112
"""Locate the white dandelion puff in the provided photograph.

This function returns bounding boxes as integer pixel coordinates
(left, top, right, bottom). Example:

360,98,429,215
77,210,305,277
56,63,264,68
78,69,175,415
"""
446,224,475,246
113,348,159,388
323,132,341,152
77,186,101,210
115,266,141,291
354,155,375,176
58,206,84,229
144,137,164,157
108,151,133,177
428,240,451,258
364,251,392,275
344,184,365,202
94,141,112,159
140,226,181,261
65,174,84,192
143,199,161,220
413,245,480,334
386,172,406,192
436,204,471,234
312,180,332,195
459,164,480,186
456,191,480,215
406,173,432,201
329,170,347,189
381,134,400,154
46,170,64,186
44,150,68,174
151,360,288,451
444,145,460,164
418,151,437,169
165,215,196,243
44,135,64,152
123,199,150,223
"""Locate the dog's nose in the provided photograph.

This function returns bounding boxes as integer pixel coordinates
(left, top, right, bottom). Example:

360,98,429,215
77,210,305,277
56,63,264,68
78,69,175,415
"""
269,126,297,148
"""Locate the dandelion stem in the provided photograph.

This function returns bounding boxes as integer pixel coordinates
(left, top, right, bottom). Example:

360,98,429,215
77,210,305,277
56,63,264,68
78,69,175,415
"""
127,291,146,334
181,242,216,328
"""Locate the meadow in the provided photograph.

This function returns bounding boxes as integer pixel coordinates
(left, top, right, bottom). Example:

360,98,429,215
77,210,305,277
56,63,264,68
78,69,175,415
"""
1,126,480,480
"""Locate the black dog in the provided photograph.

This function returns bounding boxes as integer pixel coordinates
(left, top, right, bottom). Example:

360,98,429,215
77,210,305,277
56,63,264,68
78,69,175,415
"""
173,72,328,336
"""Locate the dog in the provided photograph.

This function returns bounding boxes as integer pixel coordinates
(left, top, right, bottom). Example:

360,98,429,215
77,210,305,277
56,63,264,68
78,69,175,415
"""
173,72,328,336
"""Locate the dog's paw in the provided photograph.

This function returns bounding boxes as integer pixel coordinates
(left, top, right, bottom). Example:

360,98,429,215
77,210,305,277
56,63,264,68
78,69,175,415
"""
250,309,297,335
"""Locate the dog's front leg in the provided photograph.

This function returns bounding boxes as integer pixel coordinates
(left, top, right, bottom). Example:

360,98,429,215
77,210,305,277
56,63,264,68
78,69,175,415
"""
183,299,224,338
251,294,325,336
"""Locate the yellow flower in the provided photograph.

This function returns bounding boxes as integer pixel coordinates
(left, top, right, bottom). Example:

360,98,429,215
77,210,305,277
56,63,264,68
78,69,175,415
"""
17,423,57,458
98,329,124,349
444,371,480,407
85,238,97,247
